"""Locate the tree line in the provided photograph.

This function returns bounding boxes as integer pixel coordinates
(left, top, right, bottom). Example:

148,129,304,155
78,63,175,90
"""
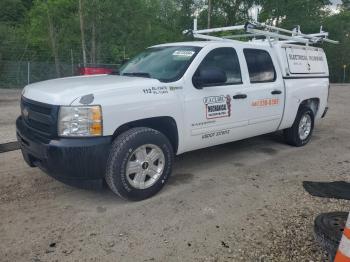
0,0,349,83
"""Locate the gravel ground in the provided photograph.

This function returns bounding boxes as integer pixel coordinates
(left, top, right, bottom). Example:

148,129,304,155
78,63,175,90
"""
0,84,349,262
0,89,21,144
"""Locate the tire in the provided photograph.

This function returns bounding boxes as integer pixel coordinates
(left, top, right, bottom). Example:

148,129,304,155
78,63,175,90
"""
284,106,314,147
105,127,174,201
314,212,348,260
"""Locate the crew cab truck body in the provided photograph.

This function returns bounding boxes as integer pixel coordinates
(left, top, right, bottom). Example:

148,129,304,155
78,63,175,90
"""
16,39,330,200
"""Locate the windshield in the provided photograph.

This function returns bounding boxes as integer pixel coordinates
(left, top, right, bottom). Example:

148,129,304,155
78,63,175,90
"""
119,46,201,82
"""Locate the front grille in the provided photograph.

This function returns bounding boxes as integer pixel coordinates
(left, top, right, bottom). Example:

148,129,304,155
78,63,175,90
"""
21,97,59,138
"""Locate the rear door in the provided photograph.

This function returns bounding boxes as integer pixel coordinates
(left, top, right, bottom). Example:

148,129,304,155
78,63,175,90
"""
242,48,285,133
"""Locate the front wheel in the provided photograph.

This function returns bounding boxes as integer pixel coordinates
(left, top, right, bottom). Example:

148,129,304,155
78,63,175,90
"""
284,106,315,147
105,127,174,201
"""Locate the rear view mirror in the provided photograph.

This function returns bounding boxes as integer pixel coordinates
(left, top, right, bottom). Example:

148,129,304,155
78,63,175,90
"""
193,67,227,89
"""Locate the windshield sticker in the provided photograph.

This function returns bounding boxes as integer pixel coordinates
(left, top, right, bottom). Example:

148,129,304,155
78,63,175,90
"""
252,98,279,107
143,86,168,95
173,50,195,57
204,95,231,119
202,129,230,140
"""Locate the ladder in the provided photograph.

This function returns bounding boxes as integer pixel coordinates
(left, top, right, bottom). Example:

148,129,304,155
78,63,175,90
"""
183,19,339,45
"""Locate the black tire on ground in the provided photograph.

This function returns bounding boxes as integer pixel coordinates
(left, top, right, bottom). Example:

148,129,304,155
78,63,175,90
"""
105,127,174,201
284,106,315,147
314,212,348,260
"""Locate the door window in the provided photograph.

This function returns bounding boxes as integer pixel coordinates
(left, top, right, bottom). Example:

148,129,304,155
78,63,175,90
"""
193,47,242,88
243,49,276,83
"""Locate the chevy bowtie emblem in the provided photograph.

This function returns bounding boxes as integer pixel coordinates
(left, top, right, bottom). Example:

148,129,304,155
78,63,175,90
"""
22,107,29,119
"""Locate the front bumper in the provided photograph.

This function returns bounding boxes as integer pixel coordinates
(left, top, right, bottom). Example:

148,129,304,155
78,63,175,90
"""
16,116,111,187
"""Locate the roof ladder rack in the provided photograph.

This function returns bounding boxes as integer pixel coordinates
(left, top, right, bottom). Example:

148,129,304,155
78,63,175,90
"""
183,19,339,45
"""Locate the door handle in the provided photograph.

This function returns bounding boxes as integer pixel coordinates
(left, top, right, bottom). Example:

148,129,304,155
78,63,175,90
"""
271,90,282,95
233,94,247,99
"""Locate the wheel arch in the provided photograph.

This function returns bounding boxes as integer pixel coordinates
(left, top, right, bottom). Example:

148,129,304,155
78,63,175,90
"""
300,98,320,116
112,116,179,154
279,97,320,130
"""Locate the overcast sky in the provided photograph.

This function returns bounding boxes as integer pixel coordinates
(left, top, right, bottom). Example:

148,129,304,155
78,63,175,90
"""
331,0,342,5
329,0,343,13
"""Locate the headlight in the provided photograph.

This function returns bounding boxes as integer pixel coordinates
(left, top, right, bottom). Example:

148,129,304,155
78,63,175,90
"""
58,106,102,137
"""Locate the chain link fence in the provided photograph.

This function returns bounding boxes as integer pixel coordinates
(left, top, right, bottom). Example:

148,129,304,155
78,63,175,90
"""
0,59,347,89
0,61,75,89
0,60,121,89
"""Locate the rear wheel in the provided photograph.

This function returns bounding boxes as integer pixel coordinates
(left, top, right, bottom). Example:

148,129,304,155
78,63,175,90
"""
105,127,173,201
284,106,314,147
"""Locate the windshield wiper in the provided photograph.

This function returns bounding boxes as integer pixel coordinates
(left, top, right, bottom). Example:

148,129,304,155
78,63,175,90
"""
122,72,151,78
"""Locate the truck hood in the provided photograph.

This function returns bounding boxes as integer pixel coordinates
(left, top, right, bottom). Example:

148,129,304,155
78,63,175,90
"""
22,75,161,105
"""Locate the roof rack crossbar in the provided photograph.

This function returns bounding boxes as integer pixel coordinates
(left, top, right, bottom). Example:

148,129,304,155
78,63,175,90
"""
223,33,264,39
194,25,246,34
247,28,310,44
184,19,339,45
193,33,233,42
249,22,298,36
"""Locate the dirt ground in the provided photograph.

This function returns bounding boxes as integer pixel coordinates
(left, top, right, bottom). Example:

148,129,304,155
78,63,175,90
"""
0,89,21,144
0,85,349,262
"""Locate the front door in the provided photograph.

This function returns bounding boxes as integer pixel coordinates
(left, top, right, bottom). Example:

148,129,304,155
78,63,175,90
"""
183,47,251,151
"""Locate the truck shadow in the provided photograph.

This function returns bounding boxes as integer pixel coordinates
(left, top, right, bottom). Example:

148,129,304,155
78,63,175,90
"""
30,132,288,203
167,173,194,186
174,132,286,166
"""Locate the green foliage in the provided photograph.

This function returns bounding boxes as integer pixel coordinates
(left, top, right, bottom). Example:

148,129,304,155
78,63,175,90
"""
195,0,255,29
0,0,29,61
0,0,349,84
259,0,331,31
342,0,350,11
0,0,27,24
323,11,350,82
28,0,79,60
258,0,350,82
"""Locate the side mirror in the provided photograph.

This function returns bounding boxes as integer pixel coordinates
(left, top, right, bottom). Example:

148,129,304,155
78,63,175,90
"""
193,67,227,89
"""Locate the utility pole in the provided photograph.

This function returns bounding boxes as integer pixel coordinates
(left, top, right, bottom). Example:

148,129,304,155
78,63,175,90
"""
79,0,87,67
46,3,61,78
207,0,212,29
91,0,97,65
71,49,74,76
27,61,30,84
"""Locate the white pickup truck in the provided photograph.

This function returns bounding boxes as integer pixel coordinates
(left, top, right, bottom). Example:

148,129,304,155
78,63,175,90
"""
16,23,334,200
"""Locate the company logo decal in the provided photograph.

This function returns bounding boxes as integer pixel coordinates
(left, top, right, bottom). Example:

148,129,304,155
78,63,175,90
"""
287,51,325,73
204,95,231,119
288,54,324,62
252,98,280,107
